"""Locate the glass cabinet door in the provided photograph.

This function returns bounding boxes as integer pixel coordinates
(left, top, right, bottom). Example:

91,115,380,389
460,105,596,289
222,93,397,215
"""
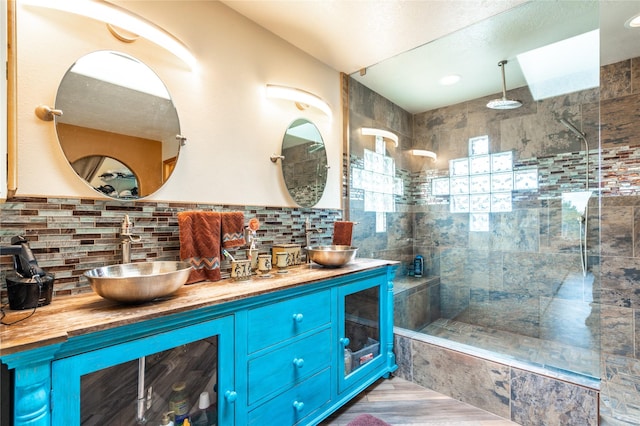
338,278,383,393
52,316,235,425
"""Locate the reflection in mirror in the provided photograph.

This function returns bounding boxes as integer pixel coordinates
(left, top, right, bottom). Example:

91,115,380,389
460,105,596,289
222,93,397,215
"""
281,119,328,207
71,156,138,198
55,51,181,199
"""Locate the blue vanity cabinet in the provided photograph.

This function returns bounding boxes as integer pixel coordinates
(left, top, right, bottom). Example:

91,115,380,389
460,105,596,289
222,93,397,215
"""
338,272,395,396
51,315,236,425
243,266,398,426
1,261,397,426
244,289,334,425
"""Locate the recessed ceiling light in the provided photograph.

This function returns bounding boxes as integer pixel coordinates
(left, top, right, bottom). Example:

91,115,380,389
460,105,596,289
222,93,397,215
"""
439,74,461,86
625,13,640,28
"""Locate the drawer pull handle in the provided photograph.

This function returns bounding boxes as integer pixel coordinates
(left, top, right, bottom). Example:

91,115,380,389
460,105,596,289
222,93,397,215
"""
292,313,304,323
293,401,305,412
224,390,237,403
339,337,350,347
293,357,305,368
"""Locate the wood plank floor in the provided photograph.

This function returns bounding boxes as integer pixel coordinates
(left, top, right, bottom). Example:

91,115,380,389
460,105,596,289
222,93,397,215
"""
320,376,519,426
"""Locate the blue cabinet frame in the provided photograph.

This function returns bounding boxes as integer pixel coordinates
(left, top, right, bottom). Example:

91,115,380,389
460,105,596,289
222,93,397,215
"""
52,315,235,425
2,264,397,426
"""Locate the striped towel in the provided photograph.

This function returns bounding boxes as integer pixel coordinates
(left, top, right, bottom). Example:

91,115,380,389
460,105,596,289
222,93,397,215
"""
178,211,221,284
221,211,246,248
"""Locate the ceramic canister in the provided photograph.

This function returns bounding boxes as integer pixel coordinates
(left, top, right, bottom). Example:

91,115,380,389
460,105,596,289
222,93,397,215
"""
231,260,252,281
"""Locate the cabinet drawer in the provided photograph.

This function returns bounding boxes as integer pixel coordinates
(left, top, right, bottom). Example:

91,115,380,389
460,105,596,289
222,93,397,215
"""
248,328,331,405
247,289,331,353
248,368,331,426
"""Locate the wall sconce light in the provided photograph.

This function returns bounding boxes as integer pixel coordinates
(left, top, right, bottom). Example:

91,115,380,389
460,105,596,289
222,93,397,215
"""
361,128,398,147
266,84,332,118
23,0,197,70
410,149,437,161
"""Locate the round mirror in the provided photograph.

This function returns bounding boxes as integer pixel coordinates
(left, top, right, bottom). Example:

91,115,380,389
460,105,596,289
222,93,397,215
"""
55,51,181,199
281,118,328,207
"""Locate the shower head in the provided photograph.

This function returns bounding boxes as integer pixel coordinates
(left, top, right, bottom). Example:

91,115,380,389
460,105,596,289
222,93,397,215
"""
559,118,586,139
487,60,522,110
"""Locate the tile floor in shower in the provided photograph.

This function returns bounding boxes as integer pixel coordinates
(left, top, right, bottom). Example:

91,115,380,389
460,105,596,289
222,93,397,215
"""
397,270,600,380
420,317,600,380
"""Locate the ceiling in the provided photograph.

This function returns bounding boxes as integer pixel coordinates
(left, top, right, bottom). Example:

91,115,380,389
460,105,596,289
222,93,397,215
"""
221,0,640,114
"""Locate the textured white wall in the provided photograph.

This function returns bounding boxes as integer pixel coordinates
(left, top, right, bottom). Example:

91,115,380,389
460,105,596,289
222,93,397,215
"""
16,0,342,208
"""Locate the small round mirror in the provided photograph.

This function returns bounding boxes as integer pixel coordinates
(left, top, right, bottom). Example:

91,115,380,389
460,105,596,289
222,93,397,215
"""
281,118,328,207
54,51,181,199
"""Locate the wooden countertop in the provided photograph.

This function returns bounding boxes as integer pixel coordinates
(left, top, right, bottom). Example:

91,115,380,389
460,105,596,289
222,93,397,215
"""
0,258,397,356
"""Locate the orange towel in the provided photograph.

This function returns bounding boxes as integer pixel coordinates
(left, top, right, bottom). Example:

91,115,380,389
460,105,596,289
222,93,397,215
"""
221,211,246,248
178,211,221,284
332,221,354,246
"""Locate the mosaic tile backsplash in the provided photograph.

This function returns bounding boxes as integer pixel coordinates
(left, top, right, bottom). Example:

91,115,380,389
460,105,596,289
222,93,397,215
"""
0,197,340,299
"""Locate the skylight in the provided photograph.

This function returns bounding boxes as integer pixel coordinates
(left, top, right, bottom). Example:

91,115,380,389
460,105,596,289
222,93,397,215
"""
517,30,599,101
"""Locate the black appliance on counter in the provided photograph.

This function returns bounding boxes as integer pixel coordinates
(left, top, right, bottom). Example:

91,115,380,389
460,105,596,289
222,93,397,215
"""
1,236,54,310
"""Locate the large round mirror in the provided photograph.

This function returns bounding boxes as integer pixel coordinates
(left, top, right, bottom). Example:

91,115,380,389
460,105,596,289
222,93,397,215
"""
55,51,181,199
281,118,328,207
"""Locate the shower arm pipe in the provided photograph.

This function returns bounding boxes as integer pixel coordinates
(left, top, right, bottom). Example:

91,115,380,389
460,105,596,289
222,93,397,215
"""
560,118,589,191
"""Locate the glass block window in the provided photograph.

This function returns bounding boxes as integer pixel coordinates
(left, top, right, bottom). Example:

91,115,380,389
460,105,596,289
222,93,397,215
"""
470,174,491,194
451,195,470,213
450,158,469,176
491,151,513,173
491,172,513,192
353,136,404,232
435,136,539,231
451,176,470,194
469,135,489,156
470,155,491,175
514,169,539,190
432,177,450,196
470,194,491,213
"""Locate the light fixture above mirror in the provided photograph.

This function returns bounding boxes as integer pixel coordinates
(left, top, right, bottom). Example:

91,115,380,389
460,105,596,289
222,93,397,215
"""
266,84,332,118
23,0,197,70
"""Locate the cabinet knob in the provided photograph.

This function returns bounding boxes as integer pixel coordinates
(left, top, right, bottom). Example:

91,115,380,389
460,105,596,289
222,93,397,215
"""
292,313,304,323
293,400,305,412
224,390,237,403
339,337,350,347
293,357,304,368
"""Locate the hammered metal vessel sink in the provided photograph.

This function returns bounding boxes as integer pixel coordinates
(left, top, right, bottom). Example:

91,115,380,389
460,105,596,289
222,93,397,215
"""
305,245,358,267
85,261,192,303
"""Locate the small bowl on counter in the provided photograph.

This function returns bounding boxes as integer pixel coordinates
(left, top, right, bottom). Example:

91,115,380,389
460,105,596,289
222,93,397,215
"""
305,245,358,267
85,261,192,304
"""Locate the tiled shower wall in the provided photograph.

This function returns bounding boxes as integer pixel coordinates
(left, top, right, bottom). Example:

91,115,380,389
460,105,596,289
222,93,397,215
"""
348,56,640,424
0,198,340,299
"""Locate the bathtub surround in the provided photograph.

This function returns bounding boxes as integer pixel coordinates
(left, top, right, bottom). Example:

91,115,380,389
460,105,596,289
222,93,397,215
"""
0,197,340,298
